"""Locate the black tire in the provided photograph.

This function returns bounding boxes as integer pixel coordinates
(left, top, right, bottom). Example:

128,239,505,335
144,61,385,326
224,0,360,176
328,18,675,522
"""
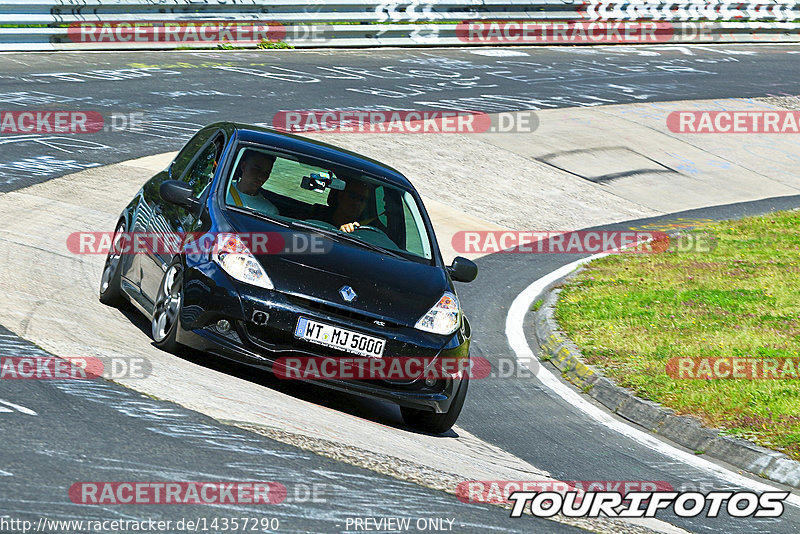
99,221,128,307
151,260,184,354
401,378,469,434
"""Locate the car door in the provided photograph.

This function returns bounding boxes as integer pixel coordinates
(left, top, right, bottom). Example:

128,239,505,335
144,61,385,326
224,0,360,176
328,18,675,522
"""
139,126,224,303
120,187,151,291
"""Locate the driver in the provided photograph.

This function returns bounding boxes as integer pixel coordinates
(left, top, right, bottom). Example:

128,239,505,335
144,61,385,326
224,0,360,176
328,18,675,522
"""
227,149,278,216
325,179,371,233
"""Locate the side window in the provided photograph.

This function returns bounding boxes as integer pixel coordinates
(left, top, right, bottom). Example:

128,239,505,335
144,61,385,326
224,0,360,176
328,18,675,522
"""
402,192,431,259
183,133,224,198
170,127,217,180
403,201,424,255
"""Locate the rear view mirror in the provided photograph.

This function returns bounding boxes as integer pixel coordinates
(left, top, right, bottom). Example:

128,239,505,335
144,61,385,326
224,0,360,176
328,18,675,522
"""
160,180,201,213
448,256,478,283
301,172,332,192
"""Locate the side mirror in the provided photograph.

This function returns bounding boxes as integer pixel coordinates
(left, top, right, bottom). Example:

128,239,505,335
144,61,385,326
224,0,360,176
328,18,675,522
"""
160,180,200,213
448,256,478,283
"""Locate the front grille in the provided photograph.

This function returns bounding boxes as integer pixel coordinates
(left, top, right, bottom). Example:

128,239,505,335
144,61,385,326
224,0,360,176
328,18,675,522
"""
285,295,402,329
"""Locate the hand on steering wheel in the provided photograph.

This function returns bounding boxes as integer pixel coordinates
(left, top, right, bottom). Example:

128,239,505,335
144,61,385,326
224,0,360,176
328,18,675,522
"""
340,222,382,234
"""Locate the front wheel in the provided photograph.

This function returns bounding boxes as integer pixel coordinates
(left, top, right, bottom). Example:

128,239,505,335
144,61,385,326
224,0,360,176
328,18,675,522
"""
99,221,127,307
151,261,184,353
401,378,469,434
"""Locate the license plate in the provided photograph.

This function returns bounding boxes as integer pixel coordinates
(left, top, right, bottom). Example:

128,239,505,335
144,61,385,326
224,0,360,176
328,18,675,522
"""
294,317,385,358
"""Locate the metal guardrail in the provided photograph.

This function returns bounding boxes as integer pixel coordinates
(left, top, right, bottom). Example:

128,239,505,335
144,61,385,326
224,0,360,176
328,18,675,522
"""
1,1,799,50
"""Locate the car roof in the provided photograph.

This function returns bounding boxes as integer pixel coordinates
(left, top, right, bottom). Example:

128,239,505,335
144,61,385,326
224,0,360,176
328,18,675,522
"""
217,122,413,189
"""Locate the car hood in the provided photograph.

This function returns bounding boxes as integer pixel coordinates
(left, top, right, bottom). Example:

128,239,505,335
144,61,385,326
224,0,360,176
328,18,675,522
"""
224,211,448,325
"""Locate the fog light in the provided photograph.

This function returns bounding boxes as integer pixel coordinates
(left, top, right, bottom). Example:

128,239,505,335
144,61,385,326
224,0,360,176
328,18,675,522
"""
216,319,231,333
424,377,437,388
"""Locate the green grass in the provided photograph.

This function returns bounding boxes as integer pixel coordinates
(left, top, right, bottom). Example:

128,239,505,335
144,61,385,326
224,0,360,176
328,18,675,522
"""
164,39,292,51
257,39,293,49
556,210,800,459
215,42,244,50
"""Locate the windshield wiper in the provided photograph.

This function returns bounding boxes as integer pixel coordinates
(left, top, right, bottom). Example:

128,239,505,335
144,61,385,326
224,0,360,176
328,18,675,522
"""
290,221,405,260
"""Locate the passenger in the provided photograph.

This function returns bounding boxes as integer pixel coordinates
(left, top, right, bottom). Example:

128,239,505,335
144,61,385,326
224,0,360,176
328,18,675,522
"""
227,150,278,216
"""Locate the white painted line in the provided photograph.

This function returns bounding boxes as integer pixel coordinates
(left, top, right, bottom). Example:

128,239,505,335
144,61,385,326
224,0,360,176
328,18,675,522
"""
469,49,529,57
505,254,800,508
0,399,37,416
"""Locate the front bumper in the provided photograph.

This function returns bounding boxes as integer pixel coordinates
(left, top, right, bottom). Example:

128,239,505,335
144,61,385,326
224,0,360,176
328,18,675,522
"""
175,261,471,413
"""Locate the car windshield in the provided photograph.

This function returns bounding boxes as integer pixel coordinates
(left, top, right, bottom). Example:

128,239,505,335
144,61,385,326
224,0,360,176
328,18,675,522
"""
222,144,433,262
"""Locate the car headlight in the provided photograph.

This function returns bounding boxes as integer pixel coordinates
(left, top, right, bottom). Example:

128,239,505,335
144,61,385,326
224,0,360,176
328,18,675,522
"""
415,292,461,335
213,233,274,290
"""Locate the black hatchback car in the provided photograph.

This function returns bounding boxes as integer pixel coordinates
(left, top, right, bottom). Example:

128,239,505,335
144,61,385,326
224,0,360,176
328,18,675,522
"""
99,122,477,433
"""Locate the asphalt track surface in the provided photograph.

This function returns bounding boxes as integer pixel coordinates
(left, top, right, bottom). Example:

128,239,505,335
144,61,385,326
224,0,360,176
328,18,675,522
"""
0,326,549,534
1,44,800,191
2,45,800,533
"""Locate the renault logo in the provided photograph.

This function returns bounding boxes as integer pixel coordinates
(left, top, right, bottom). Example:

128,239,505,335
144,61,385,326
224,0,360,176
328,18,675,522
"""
339,285,357,302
